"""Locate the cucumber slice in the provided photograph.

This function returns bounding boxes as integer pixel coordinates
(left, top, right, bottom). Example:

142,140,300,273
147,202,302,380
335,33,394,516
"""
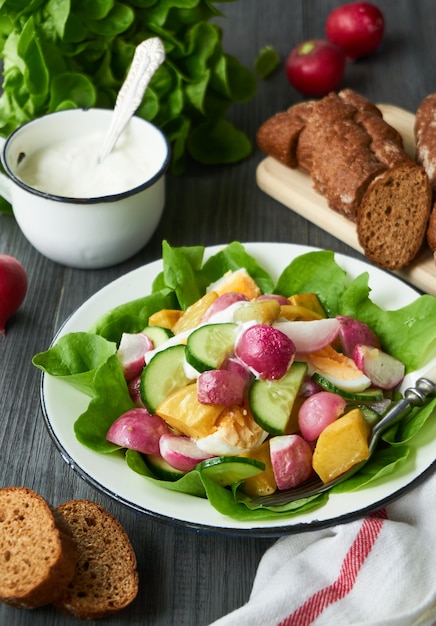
147,454,186,481
142,325,174,348
185,323,238,372
198,456,265,487
249,361,308,436
312,372,384,402
357,404,382,426
140,344,191,413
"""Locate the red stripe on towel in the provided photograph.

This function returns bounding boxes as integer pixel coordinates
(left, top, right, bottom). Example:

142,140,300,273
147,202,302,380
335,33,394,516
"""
279,510,387,626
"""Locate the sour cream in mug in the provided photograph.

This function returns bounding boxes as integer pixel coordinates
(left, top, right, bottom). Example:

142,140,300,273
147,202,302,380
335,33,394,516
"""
16,125,156,198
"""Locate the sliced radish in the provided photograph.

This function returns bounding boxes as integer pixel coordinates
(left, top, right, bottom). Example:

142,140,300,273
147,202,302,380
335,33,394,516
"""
298,375,322,397
337,315,380,357
353,344,405,390
298,391,346,441
256,293,290,305
201,292,249,323
270,435,313,490
127,375,145,407
235,324,295,380
117,332,153,380
221,356,253,384
106,408,169,455
276,317,340,353
197,369,246,406
159,434,213,472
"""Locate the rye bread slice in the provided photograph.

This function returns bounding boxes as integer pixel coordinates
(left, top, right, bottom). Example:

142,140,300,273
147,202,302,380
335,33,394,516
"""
357,162,432,270
256,101,314,169
0,486,77,609
53,500,138,620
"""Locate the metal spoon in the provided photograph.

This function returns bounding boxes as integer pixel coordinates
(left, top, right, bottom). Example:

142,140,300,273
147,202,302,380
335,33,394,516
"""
98,37,165,164
250,376,436,507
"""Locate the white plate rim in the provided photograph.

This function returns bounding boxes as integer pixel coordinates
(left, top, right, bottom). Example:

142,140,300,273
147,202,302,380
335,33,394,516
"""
40,242,436,536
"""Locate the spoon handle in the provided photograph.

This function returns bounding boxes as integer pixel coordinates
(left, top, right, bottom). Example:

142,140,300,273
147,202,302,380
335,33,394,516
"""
98,37,165,163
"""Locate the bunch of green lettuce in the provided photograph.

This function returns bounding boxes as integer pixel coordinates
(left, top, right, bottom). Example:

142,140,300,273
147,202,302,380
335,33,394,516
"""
32,241,436,522
0,0,257,179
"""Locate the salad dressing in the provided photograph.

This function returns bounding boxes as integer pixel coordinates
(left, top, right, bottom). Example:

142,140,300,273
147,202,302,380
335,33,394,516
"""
16,126,155,198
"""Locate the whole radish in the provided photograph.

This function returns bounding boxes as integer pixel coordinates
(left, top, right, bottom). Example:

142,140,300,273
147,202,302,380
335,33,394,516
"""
0,254,28,335
326,2,385,60
285,39,346,97
235,324,295,380
298,391,347,441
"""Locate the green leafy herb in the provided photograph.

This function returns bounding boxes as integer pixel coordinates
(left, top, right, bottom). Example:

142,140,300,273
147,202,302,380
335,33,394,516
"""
254,45,280,79
0,0,257,184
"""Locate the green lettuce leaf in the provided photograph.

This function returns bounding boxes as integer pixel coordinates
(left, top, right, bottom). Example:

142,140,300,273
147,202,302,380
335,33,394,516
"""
74,354,135,453
274,250,349,317
32,332,117,396
0,0,257,191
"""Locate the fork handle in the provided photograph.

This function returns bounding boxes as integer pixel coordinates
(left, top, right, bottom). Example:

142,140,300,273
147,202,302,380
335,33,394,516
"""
372,377,436,439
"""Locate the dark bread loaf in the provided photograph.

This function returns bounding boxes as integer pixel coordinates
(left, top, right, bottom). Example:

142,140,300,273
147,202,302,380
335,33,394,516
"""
257,90,412,221
296,93,387,219
256,101,313,168
53,500,138,620
0,487,77,609
257,89,432,268
357,161,431,270
414,93,436,251
415,93,436,189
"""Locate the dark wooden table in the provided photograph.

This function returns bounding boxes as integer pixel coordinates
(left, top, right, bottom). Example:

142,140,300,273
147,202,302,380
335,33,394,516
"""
1,1,434,624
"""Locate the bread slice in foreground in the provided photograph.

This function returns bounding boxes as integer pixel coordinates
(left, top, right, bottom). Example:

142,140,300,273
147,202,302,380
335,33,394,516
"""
0,486,77,609
357,162,432,270
54,500,138,620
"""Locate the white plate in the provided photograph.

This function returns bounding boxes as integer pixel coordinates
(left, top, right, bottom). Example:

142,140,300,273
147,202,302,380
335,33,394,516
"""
41,243,436,536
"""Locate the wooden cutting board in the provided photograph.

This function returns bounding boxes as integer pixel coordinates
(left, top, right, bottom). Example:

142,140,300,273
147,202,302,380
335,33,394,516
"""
256,104,436,297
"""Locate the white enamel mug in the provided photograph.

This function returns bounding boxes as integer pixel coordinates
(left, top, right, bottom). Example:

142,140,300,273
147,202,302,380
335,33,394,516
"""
0,109,170,269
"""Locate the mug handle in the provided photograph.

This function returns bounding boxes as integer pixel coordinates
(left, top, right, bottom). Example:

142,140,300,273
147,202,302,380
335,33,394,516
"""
0,136,12,204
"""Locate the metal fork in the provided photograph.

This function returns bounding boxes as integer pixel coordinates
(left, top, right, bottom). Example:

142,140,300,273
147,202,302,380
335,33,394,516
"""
250,376,436,507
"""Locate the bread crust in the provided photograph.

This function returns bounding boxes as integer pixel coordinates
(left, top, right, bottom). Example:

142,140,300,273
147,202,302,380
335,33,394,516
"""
415,93,436,251
0,487,77,609
54,500,138,620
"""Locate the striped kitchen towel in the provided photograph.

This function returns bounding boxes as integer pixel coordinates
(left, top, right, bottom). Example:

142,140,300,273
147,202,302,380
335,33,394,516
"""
210,472,436,626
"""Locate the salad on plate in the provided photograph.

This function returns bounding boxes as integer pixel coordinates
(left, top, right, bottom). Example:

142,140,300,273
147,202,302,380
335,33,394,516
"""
33,241,436,522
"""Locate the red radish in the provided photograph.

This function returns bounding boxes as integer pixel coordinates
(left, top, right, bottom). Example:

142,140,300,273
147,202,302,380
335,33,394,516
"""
277,317,340,354
285,39,346,97
201,292,248,322
106,408,170,455
222,356,252,384
298,391,346,441
127,375,145,407
197,369,246,406
117,332,153,380
337,315,380,357
159,434,213,472
298,375,322,397
270,435,313,490
352,344,405,389
256,294,290,305
235,324,295,380
0,254,27,335
326,2,385,60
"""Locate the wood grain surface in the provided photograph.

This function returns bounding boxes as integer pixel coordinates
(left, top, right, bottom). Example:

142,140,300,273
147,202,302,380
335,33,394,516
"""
1,2,436,625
